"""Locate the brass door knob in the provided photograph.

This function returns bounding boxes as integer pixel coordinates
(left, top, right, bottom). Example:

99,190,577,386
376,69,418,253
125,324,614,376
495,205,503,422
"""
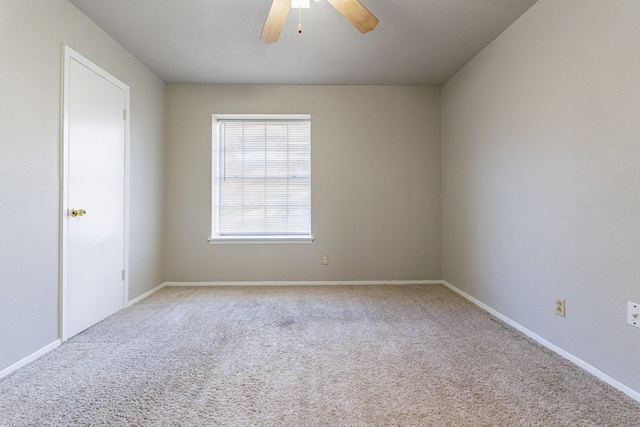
71,208,87,217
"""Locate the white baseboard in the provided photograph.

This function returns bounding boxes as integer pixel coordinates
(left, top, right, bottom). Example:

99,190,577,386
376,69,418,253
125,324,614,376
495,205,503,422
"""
9,280,636,404
0,282,166,380
0,339,61,380
128,282,167,306
440,280,640,403
163,280,441,287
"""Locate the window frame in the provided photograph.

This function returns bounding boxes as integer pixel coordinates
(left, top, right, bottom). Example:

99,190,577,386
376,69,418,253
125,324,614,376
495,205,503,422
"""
209,114,314,245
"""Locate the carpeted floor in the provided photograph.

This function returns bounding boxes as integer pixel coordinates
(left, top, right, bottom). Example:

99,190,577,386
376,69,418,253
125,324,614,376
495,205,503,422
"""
1,284,639,426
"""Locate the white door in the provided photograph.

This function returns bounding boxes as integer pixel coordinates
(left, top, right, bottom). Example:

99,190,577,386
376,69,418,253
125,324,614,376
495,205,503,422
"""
62,47,129,339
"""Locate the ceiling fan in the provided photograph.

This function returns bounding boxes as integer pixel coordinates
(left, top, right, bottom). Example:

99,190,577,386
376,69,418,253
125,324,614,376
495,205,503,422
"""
260,0,379,43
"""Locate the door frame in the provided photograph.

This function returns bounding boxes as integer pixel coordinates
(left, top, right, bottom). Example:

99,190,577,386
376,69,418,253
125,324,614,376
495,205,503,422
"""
60,45,130,341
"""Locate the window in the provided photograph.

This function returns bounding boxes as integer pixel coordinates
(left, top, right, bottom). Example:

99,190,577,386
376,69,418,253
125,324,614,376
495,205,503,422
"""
209,114,313,244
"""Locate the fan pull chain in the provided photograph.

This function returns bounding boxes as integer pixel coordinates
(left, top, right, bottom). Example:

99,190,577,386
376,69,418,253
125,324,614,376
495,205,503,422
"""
298,5,302,33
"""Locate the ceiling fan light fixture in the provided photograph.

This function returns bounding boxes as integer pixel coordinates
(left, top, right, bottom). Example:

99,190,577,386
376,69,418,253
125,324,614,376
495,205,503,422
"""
260,0,378,43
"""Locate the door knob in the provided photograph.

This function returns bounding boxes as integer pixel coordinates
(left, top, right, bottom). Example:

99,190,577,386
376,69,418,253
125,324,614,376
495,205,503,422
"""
71,208,87,217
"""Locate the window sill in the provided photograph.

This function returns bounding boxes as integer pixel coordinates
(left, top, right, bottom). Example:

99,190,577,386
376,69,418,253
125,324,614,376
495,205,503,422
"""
208,235,314,245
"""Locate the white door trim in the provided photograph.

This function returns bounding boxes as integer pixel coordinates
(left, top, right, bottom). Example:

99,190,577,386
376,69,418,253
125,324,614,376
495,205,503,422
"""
60,45,130,341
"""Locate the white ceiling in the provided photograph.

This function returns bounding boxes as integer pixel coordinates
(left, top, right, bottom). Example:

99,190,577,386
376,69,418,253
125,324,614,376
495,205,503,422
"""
68,0,539,85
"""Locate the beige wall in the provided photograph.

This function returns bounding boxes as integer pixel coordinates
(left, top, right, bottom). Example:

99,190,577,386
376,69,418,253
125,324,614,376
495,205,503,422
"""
0,0,165,372
442,0,640,392
165,85,441,282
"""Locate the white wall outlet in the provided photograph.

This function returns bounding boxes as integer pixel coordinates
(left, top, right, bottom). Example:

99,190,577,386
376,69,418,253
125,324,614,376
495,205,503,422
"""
555,298,566,317
321,254,329,265
627,301,640,329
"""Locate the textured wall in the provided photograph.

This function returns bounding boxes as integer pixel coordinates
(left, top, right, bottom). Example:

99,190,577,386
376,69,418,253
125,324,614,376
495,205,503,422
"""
165,85,441,282
442,0,640,392
0,0,165,372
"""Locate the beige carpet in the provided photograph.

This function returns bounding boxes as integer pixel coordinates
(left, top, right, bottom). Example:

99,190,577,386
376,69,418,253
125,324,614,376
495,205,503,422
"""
1,285,639,426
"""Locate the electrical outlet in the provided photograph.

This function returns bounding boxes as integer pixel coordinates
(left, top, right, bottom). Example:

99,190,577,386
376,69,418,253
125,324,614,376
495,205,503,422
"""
627,301,640,329
555,298,566,317
321,254,329,265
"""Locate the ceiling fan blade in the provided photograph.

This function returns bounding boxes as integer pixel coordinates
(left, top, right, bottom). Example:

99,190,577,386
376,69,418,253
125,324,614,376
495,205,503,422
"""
260,0,291,43
326,0,379,34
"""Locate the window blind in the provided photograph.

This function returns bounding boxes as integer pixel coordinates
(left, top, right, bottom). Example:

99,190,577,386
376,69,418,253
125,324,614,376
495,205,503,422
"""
213,119,311,239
